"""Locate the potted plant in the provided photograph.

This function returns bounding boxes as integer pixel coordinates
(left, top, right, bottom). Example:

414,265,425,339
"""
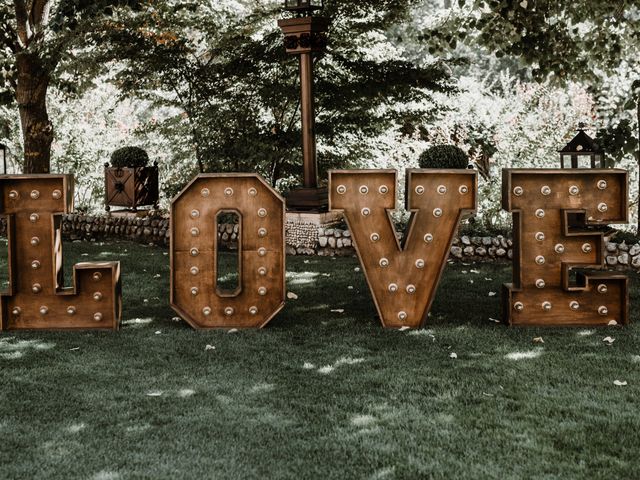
418,145,470,169
104,146,159,211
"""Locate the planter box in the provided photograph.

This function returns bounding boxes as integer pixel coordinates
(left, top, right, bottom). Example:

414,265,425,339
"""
104,163,159,211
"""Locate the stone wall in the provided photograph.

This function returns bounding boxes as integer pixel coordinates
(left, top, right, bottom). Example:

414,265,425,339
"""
3,213,637,270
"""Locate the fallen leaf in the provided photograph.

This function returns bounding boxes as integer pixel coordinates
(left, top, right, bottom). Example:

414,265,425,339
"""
227,328,238,334
354,267,361,272
608,320,618,326
154,274,161,278
449,352,458,359
470,269,480,274
532,337,544,344
205,344,216,351
484,277,493,281
347,286,354,290
469,280,474,284
146,391,163,397
171,317,182,322
154,331,162,335
303,260,310,264
613,380,627,386
330,309,345,313
69,347,80,351
488,317,500,323
488,291,497,297
287,292,298,300
603,336,615,344
399,326,410,331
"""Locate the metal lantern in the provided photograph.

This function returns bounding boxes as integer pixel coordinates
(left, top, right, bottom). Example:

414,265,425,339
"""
559,125,605,169
0,143,7,174
284,0,323,15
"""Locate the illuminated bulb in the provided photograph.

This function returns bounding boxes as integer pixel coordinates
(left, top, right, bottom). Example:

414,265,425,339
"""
224,307,234,316
570,301,580,311
424,233,434,243
190,209,200,219
67,306,76,315
93,312,103,322
397,311,407,322
258,267,267,276
191,287,199,296
378,185,388,194
258,287,267,296
29,213,39,223
569,185,580,196
92,272,102,282
535,255,545,265
415,259,425,269
415,185,425,195
582,243,592,253
388,283,398,293
8,190,18,200
190,247,199,257
361,207,371,217
224,187,233,196
190,227,200,237
597,203,608,213
406,284,416,294
31,260,41,269
437,185,447,195
359,185,369,194
201,188,210,197
379,258,389,268
535,232,545,242
433,208,443,218
39,306,48,315
93,292,103,301
535,209,545,218
11,307,21,316
370,232,380,242
30,190,40,199
598,306,608,316
597,284,608,294
31,283,42,294
30,237,40,246
542,301,552,311
249,306,258,315
336,185,347,195
459,185,469,195
258,228,267,237
190,266,199,275
597,180,607,190
258,208,267,218
248,187,258,196
541,185,551,196
52,189,62,200
554,244,565,254
202,307,212,316
535,279,545,289
258,247,267,257
513,186,523,196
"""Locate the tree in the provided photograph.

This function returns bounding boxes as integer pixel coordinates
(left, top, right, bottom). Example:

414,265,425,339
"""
90,0,454,193
0,0,139,173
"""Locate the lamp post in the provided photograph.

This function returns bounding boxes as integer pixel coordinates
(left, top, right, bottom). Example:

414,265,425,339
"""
0,143,7,174
278,0,329,211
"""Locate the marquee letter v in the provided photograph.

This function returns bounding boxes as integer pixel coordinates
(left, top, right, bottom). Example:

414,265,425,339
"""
329,169,477,328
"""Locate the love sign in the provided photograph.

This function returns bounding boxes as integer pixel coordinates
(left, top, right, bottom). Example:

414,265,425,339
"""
329,169,477,328
502,169,629,326
0,175,121,330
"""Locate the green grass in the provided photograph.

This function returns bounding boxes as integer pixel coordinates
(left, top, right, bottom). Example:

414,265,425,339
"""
1,240,639,479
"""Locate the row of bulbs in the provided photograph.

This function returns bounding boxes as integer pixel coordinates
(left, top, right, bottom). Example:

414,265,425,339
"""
514,283,610,315
8,189,63,201
335,183,470,196
512,180,608,198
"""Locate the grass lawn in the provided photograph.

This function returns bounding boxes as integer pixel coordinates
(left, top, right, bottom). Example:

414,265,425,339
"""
1,240,639,479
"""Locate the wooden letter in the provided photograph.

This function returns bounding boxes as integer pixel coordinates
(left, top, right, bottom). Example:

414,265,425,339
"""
502,169,629,326
329,169,477,328
0,175,121,330
170,174,285,328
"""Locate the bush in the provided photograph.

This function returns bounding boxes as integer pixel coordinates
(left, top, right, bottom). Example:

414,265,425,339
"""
110,146,150,168
418,145,469,169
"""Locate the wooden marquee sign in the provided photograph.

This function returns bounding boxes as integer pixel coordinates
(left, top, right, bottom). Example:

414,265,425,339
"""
502,169,629,326
170,174,286,328
329,169,477,328
0,175,121,330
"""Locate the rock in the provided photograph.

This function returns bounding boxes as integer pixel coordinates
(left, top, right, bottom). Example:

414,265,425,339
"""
618,253,629,265
507,249,513,259
507,239,513,247
463,246,475,256
606,255,618,266
452,237,460,246
334,230,342,238
337,238,343,248
618,241,629,252
461,235,471,245
492,237,501,247
343,230,351,238
488,246,497,257
471,236,481,246
319,236,328,247
450,246,463,258
606,242,618,253
342,238,352,247
328,237,336,248
325,228,335,236
629,244,640,256
317,228,325,236
496,248,507,257
285,246,296,255
476,247,487,256
482,237,493,246
632,255,640,268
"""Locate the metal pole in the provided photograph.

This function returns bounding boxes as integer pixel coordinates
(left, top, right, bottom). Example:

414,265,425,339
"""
299,52,318,189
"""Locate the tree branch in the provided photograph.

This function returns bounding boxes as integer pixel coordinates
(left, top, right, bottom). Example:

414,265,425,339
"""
13,0,31,47
29,0,50,33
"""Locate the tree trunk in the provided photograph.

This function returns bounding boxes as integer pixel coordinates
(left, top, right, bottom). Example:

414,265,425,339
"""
15,51,53,173
637,98,639,232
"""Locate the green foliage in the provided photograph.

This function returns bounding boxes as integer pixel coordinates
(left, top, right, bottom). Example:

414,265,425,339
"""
418,144,469,169
110,146,150,168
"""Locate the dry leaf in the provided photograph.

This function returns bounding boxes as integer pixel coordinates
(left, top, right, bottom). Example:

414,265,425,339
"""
354,267,361,272
613,380,627,386
205,344,216,351
287,292,299,300
449,352,458,359
146,391,163,397
532,337,544,344
608,320,618,326
470,269,480,274
488,292,497,297
330,309,345,313
603,336,615,344
227,328,238,334
69,347,80,351
398,326,410,331
154,331,162,335
488,318,500,323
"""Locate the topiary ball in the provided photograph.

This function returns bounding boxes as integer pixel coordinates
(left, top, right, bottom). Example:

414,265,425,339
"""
418,145,469,169
110,146,150,168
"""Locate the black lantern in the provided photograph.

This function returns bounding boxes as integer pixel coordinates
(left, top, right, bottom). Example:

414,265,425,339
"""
559,125,605,169
284,0,323,15
0,143,7,175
